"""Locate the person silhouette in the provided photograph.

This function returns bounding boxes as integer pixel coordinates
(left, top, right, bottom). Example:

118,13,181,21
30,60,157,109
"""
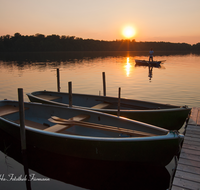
149,48,154,62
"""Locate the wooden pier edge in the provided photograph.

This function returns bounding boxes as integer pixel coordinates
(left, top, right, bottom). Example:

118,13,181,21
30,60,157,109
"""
171,107,200,190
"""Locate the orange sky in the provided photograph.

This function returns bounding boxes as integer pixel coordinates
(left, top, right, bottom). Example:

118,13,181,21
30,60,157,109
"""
1,0,200,44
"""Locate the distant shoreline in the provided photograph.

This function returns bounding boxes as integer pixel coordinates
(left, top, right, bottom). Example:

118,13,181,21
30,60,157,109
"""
0,33,199,52
0,50,199,63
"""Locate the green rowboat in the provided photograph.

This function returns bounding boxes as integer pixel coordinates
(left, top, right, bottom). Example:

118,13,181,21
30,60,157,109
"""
0,100,183,166
27,91,191,130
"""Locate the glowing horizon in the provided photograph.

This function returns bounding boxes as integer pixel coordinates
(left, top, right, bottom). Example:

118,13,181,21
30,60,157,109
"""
0,0,200,45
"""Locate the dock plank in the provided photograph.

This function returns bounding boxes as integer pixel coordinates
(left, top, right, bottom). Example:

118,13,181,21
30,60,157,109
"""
184,133,200,139
183,138,200,146
186,127,200,133
172,107,200,190
188,107,199,125
186,124,200,131
178,158,200,168
182,143,200,151
184,136,200,143
172,185,188,190
179,152,200,162
186,130,200,136
175,170,200,183
172,177,200,190
180,148,200,156
177,163,200,175
197,111,200,126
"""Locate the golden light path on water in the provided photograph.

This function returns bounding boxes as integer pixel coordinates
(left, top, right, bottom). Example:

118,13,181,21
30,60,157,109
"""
124,57,132,77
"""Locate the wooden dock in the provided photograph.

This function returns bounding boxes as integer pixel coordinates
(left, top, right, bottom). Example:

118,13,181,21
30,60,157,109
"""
171,107,200,190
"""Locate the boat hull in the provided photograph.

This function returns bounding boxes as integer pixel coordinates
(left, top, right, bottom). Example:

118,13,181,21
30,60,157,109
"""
0,100,183,166
27,91,191,130
135,59,162,66
0,119,181,166
0,130,172,189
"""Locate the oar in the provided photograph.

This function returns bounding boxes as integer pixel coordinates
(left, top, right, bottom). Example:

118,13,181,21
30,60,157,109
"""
49,116,154,137
160,60,166,63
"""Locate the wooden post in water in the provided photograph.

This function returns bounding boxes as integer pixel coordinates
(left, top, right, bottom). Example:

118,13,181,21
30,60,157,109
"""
68,81,72,107
18,88,26,150
57,68,60,92
102,72,106,96
18,88,32,190
117,87,121,117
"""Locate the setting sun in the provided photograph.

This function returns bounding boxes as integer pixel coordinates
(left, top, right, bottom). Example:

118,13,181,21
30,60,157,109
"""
122,26,136,39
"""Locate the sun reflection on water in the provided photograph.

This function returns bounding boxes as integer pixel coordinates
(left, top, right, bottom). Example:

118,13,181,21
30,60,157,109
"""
124,57,132,77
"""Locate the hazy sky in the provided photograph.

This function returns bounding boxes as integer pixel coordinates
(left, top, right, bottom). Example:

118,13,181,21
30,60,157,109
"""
1,0,200,44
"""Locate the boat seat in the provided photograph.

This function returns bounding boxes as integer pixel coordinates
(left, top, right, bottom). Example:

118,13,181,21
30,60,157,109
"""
45,114,90,133
0,105,29,116
35,94,62,101
91,102,111,109
15,119,48,130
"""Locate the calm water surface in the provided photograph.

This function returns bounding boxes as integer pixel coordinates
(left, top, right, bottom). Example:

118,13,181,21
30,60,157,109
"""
0,51,200,189
0,51,200,107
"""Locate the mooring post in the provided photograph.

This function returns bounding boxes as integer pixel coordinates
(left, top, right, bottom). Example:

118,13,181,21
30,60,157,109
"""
57,68,60,92
117,87,121,117
68,81,72,107
18,88,26,150
102,72,106,96
18,88,32,190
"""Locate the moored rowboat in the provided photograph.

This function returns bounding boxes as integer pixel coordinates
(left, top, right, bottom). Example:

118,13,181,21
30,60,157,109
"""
27,91,191,130
0,100,183,166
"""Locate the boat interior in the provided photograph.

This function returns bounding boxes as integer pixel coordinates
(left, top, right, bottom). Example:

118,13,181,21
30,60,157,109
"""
0,103,168,138
32,92,179,110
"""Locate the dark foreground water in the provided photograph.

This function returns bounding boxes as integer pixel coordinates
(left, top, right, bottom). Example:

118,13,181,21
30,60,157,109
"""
0,129,173,190
0,51,199,189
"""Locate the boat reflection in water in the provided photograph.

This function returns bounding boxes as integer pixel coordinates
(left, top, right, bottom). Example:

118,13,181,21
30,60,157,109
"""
134,61,165,82
0,129,173,190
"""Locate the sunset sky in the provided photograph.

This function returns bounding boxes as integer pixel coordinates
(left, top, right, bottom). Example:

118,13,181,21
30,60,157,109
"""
1,0,200,44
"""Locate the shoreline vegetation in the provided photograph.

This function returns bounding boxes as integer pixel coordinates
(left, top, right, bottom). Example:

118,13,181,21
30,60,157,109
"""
0,33,200,52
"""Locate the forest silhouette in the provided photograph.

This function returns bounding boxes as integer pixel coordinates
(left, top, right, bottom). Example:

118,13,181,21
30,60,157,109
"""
0,33,200,52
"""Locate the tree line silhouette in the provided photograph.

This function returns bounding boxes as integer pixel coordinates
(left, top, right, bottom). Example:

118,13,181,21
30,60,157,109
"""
0,33,199,52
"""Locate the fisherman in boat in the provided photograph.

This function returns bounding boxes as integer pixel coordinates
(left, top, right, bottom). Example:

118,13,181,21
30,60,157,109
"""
149,48,154,62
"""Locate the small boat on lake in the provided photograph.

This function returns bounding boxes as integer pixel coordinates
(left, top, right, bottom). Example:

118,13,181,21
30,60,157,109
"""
135,59,165,67
0,100,183,166
27,91,191,130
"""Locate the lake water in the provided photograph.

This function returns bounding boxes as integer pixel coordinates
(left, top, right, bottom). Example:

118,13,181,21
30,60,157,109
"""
0,51,200,108
0,51,200,189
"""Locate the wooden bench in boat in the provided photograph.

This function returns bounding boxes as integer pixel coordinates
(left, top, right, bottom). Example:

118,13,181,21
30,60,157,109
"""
0,105,29,116
91,102,111,109
35,94,62,101
44,114,90,133
15,119,48,130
